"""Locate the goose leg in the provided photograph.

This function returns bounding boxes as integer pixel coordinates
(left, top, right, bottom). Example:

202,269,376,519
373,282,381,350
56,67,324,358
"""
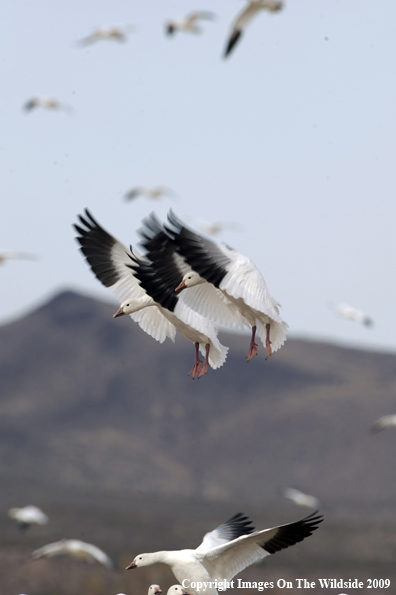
189,342,203,379
246,325,258,361
198,344,210,378
265,323,272,360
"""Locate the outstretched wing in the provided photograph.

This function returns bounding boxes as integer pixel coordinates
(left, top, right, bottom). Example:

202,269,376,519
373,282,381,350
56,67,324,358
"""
196,513,256,553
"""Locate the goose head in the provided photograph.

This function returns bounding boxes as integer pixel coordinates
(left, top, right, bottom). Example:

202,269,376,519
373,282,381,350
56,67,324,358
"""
175,271,205,291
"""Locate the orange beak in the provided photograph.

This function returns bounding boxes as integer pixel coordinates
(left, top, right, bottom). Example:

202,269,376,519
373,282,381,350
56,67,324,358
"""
175,279,186,292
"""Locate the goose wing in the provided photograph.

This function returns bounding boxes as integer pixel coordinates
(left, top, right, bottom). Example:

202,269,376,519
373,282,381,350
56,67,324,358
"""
196,513,255,553
74,209,175,343
197,512,323,582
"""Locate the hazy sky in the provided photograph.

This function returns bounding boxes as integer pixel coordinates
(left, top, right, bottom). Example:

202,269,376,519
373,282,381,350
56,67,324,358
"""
1,0,395,353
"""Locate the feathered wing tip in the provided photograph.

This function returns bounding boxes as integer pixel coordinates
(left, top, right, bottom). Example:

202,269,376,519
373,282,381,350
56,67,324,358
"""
223,512,256,538
263,511,324,555
256,319,288,354
224,30,242,58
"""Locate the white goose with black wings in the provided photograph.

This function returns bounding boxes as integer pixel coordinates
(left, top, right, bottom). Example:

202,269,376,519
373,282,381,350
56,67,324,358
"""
74,210,228,377
126,512,323,595
165,211,288,362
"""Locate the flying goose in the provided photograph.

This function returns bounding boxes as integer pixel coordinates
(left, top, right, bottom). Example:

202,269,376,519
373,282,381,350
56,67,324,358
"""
77,26,133,46
0,251,38,265
74,210,228,378
8,505,48,531
124,186,177,202
332,302,373,327
126,511,323,595
284,488,320,509
31,539,113,567
371,414,396,433
23,97,72,114
224,0,283,58
163,211,288,361
165,12,215,36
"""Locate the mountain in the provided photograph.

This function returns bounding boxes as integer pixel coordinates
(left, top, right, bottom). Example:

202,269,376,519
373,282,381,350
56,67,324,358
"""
1,290,396,595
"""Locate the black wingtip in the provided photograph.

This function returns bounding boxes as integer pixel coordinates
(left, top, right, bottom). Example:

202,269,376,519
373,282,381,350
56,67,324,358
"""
224,30,242,58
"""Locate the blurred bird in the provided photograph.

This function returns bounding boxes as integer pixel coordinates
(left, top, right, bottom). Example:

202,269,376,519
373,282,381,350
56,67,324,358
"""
165,12,215,35
332,302,373,327
124,186,177,202
126,511,323,595
77,26,133,46
0,251,38,265
371,414,396,433
224,0,283,58
193,218,242,236
23,97,72,115
284,488,320,509
31,539,113,567
8,505,48,531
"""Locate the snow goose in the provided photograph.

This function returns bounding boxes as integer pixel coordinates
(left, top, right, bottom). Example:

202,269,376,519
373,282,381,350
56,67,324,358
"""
165,12,215,36
126,511,323,595
8,505,48,531
167,587,191,595
124,186,177,202
371,414,396,433
74,210,228,378
332,302,373,327
164,211,288,361
23,97,72,114
224,0,283,58
0,251,38,265
148,586,162,595
77,26,133,46
284,488,320,509
31,539,113,567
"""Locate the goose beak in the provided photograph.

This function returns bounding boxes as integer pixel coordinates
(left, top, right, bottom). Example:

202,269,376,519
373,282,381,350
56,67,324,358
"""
175,279,186,292
113,307,125,318
125,560,137,570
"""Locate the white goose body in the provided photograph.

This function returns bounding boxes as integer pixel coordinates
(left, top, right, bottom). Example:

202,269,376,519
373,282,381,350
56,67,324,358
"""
126,512,323,595
164,212,288,361
74,210,228,377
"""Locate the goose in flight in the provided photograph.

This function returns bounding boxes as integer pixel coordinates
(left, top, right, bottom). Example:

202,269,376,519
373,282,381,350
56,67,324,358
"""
77,26,133,46
224,0,283,58
371,414,396,433
126,511,323,595
193,218,242,236
23,97,72,114
0,251,38,265
74,210,228,378
31,539,113,567
165,12,215,36
124,186,177,202
8,505,48,531
332,302,373,327
163,211,288,361
284,488,320,509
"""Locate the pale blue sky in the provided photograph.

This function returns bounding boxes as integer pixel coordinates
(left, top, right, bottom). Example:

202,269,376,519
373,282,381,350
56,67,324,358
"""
1,0,395,352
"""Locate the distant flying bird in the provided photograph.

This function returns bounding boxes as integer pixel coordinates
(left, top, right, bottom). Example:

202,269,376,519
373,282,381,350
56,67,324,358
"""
224,0,283,58
74,210,228,378
23,97,72,114
165,12,215,35
124,186,177,202
8,505,48,531
0,251,38,265
165,211,288,361
31,539,113,567
126,511,323,595
194,218,242,236
77,26,133,46
332,302,373,327
284,488,320,509
371,415,396,433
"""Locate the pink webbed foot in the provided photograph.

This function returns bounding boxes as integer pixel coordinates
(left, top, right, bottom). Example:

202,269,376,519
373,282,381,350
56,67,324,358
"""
265,323,272,360
246,325,258,362
198,344,210,378
189,342,203,379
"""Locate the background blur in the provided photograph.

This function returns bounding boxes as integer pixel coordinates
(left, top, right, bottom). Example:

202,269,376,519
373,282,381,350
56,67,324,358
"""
1,0,396,594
